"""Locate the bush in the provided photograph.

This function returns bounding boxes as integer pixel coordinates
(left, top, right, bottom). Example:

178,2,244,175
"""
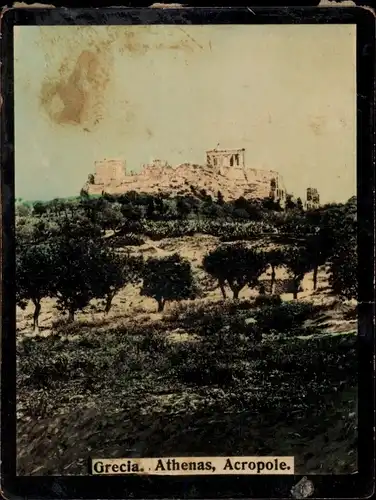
109,234,145,247
254,301,316,334
170,331,251,387
254,294,282,308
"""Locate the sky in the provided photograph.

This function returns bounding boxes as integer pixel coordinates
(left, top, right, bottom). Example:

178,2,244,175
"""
14,24,356,203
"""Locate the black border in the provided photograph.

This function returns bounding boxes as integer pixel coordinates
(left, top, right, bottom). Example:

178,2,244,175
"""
1,7,375,499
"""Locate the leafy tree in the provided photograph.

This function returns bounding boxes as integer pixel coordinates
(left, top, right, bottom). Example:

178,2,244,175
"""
88,173,95,184
203,201,224,219
234,196,249,211
233,208,250,220
141,254,196,312
53,211,103,240
96,252,144,314
176,197,191,220
16,239,54,331
16,203,31,218
120,203,141,220
282,245,312,299
203,243,267,299
296,197,304,212
285,194,296,211
328,238,357,300
146,197,155,219
50,238,115,321
32,201,47,216
266,248,285,294
262,196,281,212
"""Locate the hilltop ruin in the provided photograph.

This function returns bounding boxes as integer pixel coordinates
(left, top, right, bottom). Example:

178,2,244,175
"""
83,148,288,204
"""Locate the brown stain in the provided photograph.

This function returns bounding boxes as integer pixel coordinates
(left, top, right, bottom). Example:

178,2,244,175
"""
37,26,205,130
146,128,153,139
40,47,112,129
309,115,326,136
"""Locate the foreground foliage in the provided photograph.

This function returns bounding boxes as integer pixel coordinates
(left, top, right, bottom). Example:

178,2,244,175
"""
17,298,357,475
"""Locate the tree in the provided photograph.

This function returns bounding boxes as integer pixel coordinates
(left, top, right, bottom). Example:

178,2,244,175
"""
266,248,284,294
16,203,31,218
203,243,267,299
32,201,47,216
146,197,155,219
176,197,191,220
97,252,143,314
285,194,296,211
141,254,196,312
16,239,54,331
296,197,304,212
50,238,114,321
282,245,312,299
328,237,357,300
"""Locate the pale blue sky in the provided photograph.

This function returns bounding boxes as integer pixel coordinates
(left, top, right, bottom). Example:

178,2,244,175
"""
14,24,356,203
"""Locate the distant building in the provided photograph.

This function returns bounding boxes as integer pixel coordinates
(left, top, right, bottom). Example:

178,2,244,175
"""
306,187,320,210
93,159,126,185
206,148,246,171
269,176,287,205
85,147,288,205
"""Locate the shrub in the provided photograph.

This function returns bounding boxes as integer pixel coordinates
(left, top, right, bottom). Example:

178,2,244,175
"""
254,294,282,308
170,331,250,387
254,301,316,334
109,234,145,247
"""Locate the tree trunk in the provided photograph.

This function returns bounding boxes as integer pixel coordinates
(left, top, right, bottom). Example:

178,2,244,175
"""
293,279,299,300
32,298,41,332
219,280,227,299
313,265,318,291
229,281,244,300
157,299,165,312
105,292,115,314
68,308,75,322
271,266,276,295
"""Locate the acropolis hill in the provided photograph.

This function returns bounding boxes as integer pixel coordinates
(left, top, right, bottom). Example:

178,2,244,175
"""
83,148,287,203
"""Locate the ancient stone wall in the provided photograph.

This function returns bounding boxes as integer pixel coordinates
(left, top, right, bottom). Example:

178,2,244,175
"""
94,159,126,185
85,148,288,204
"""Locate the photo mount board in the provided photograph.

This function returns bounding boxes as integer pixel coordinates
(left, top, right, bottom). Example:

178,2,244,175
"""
1,6,375,499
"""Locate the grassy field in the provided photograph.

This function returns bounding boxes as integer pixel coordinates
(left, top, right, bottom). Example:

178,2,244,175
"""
16,235,358,476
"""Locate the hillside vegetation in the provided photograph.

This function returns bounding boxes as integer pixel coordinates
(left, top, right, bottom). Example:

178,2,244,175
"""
16,191,358,475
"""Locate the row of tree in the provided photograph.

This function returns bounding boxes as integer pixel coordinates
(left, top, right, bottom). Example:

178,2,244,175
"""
17,188,307,226
16,192,357,330
16,232,356,331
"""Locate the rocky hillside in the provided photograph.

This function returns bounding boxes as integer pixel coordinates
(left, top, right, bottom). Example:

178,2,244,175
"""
84,161,283,201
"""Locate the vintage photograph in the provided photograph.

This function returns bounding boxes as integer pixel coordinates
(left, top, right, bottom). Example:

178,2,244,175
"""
14,23,357,475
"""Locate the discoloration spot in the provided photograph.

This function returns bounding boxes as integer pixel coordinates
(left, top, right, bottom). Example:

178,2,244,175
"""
40,48,112,129
37,26,207,129
309,115,327,136
146,128,154,139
